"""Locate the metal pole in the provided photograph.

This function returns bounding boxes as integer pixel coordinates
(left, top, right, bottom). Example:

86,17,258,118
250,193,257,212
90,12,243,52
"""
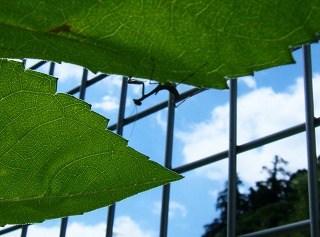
49,62,55,76
303,44,319,237
79,68,88,100
159,89,176,237
67,74,109,95
239,219,310,237
227,79,238,237
0,225,24,235
20,225,28,237
106,77,128,237
59,218,68,237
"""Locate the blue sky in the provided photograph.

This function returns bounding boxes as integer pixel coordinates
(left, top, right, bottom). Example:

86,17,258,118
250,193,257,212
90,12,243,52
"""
2,43,320,237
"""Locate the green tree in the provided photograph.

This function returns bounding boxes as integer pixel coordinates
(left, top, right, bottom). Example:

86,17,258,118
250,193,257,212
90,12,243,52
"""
246,156,292,212
237,158,295,234
203,156,315,236
289,169,310,221
202,176,248,237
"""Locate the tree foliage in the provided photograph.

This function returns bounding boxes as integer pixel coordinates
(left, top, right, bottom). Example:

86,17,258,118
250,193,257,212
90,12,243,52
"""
203,177,249,236
202,156,319,237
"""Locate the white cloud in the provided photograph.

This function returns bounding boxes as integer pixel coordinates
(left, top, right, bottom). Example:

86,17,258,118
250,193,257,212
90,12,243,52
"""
153,201,187,218
107,75,123,88
176,104,229,162
155,111,167,132
176,75,320,186
169,201,188,218
130,81,145,96
113,216,155,237
27,224,60,236
0,217,154,237
99,75,123,94
0,222,106,237
54,63,85,82
209,189,219,201
0,225,61,237
239,76,256,89
92,95,119,112
66,222,106,236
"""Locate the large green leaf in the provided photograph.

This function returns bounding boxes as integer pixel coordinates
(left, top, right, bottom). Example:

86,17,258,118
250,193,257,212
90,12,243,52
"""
0,59,182,225
1,0,319,88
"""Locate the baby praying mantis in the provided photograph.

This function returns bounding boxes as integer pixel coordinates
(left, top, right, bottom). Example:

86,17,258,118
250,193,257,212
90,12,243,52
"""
127,78,179,106
127,62,208,107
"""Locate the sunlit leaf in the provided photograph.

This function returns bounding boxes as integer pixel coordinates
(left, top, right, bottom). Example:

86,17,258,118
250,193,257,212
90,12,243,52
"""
0,0,319,88
0,59,182,225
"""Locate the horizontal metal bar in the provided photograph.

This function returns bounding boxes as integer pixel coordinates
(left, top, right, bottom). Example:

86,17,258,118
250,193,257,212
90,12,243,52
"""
27,60,48,70
239,220,310,237
237,117,320,153
67,74,109,95
174,117,320,173
0,225,23,235
173,151,229,174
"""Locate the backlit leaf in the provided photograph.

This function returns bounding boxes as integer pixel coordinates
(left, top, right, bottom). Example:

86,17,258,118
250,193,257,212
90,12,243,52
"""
0,59,182,225
0,0,319,88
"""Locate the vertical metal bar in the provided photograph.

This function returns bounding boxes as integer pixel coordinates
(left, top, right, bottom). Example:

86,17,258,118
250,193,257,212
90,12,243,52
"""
227,79,238,237
22,59,26,68
59,218,68,237
79,68,88,100
303,44,319,237
116,77,128,135
49,62,55,76
159,90,176,237
106,77,128,237
20,225,28,237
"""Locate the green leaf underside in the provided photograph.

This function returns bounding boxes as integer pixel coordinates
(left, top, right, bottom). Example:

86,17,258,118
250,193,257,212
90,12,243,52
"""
1,1,320,89
0,60,182,225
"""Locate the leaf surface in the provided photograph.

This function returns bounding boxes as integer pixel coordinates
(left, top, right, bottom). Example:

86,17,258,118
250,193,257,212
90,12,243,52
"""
0,60,182,225
0,0,319,88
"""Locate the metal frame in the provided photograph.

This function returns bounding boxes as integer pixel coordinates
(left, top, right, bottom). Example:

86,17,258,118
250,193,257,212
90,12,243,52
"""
1,43,319,237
